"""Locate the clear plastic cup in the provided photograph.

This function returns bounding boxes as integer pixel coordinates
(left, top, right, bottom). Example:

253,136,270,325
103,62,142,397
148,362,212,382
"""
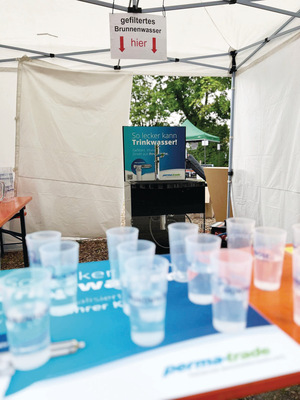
1,268,51,370
117,239,155,316
226,217,255,252
39,240,79,316
168,222,198,282
106,227,139,289
26,230,62,268
292,247,300,326
185,234,221,305
125,255,169,347
212,249,253,333
292,223,300,249
253,227,287,291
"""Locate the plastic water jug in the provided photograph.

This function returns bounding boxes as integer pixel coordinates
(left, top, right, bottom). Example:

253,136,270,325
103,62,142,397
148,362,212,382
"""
0,168,14,202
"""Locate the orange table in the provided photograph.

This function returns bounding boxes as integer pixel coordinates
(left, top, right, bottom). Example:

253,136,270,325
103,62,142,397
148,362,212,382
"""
180,249,300,400
0,196,32,268
250,249,299,344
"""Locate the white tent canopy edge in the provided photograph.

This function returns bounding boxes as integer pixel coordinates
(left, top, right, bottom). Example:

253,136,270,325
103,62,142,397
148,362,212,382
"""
1,1,300,75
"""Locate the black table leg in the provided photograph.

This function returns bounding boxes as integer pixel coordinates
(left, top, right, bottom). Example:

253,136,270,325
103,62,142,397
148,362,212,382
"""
19,207,29,267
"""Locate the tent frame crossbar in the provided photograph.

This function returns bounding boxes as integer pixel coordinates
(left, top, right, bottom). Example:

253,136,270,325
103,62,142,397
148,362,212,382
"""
54,55,114,69
1,19,298,69
237,9,300,69
179,59,228,71
238,25,300,53
180,52,229,61
120,57,228,71
1,2,299,70
143,1,227,13
0,44,50,58
78,0,228,13
78,0,299,19
78,0,128,12
56,49,110,57
0,44,111,64
237,0,300,18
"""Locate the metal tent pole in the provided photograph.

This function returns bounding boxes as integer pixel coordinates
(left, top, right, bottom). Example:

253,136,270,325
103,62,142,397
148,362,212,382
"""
237,1,300,18
226,52,236,219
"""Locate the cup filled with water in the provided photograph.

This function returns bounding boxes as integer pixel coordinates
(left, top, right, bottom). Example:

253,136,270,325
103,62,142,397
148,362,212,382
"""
212,249,253,333
125,254,169,347
185,233,221,305
117,239,155,316
226,217,255,252
26,230,62,268
1,268,51,370
39,240,79,316
292,247,300,326
253,227,287,291
168,222,198,282
292,223,300,249
106,226,139,289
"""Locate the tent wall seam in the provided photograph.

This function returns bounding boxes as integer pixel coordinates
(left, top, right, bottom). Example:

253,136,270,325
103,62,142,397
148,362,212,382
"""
14,62,24,197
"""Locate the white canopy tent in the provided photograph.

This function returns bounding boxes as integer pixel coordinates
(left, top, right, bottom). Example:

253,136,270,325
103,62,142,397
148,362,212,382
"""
0,1,299,240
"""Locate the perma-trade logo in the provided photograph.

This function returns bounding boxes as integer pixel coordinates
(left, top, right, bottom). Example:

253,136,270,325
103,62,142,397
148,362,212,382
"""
163,347,270,377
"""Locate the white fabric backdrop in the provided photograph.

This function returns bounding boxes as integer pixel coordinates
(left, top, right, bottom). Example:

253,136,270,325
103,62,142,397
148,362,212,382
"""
15,60,132,237
0,69,17,168
232,37,300,241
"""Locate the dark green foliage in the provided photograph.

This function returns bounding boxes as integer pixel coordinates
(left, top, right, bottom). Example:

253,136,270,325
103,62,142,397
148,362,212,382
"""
130,75,231,166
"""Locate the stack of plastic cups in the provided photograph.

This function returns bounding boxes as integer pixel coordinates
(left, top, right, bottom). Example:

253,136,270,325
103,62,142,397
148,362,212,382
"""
226,217,255,252
168,222,198,282
39,240,79,316
117,239,155,316
26,231,62,268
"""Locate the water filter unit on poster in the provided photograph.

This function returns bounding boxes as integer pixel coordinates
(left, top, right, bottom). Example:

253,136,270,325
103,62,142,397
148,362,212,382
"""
123,126,186,182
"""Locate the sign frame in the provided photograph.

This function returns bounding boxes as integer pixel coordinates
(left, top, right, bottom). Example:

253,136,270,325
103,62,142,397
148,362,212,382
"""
110,13,167,60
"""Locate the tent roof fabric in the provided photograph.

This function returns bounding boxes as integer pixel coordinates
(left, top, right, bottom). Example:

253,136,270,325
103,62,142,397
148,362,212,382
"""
182,119,220,142
1,1,300,76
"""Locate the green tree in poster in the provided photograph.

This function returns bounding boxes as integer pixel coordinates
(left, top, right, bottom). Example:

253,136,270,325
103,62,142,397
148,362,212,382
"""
130,75,231,166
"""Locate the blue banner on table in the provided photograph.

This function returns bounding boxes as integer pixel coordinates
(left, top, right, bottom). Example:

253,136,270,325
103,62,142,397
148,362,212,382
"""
4,259,269,396
123,126,186,181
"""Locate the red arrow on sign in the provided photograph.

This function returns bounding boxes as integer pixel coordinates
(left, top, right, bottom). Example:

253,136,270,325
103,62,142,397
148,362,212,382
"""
119,36,125,52
152,38,157,53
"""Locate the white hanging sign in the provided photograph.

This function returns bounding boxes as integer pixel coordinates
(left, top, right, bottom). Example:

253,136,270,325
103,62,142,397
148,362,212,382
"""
110,13,167,60
202,140,209,146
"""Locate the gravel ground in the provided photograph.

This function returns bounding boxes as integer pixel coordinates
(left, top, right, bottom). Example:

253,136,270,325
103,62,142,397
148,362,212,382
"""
0,214,299,400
